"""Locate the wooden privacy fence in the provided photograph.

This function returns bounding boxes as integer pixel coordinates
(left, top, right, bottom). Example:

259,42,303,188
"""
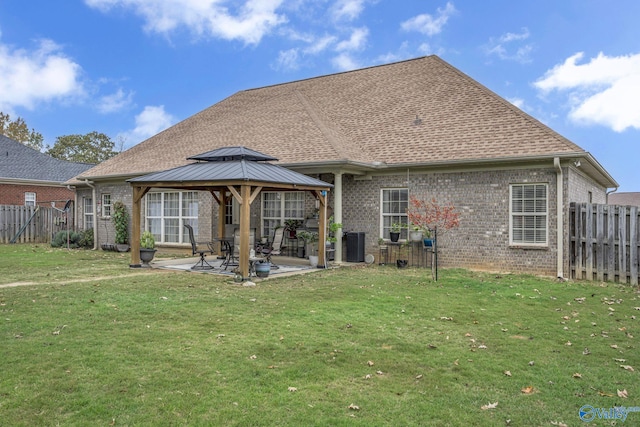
570,203,639,285
0,205,69,244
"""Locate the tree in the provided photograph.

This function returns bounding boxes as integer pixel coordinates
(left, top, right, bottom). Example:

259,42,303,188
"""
406,195,460,236
46,131,117,163
0,112,44,151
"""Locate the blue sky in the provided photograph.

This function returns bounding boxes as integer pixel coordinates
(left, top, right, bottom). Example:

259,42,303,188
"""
0,1,638,191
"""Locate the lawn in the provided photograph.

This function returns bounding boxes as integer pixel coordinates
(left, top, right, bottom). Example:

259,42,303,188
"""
1,244,638,426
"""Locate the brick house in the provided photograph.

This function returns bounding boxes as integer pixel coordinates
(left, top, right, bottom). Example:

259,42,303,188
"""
0,134,93,212
70,56,617,277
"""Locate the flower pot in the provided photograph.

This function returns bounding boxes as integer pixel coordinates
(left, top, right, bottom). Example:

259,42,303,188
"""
116,244,130,252
410,231,423,242
309,255,319,268
389,232,400,242
140,248,157,267
423,238,433,248
255,262,271,278
396,259,408,268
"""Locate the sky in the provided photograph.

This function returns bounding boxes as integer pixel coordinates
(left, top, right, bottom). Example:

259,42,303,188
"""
0,0,638,191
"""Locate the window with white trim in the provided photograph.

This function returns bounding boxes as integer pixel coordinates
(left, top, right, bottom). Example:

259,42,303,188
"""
510,183,548,245
25,192,36,207
261,192,305,238
84,197,94,230
101,193,112,217
380,188,408,239
145,191,199,244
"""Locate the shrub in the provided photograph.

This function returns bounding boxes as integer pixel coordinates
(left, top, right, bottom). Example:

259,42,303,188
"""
51,230,82,248
78,228,94,248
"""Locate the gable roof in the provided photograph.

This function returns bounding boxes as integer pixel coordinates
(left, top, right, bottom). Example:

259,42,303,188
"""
0,134,94,184
76,55,615,187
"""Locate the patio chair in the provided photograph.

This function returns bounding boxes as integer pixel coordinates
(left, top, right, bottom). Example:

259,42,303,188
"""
184,224,215,270
260,227,285,269
223,228,256,270
220,239,237,270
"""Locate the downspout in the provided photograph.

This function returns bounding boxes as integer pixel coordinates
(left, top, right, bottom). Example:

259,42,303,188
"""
84,179,98,250
553,158,564,279
67,185,77,234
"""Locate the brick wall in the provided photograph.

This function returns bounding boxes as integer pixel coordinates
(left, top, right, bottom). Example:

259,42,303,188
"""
0,184,75,209
342,167,566,276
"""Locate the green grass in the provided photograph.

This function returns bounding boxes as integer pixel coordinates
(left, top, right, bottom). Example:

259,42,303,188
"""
1,244,639,426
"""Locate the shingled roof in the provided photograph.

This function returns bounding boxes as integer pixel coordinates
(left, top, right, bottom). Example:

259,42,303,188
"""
0,134,93,183
77,55,596,181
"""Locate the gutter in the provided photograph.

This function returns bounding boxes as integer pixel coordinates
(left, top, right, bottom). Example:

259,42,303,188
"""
84,179,98,250
554,158,564,279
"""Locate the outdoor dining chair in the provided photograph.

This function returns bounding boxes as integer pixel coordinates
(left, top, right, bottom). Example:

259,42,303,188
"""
184,224,215,270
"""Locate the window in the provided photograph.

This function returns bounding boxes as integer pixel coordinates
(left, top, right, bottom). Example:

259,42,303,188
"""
84,197,94,230
261,192,305,238
145,191,199,244
381,188,408,239
25,192,36,207
101,193,112,217
510,183,548,245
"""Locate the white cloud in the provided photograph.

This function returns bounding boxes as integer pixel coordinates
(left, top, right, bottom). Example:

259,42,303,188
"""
401,2,456,36
304,34,337,55
0,38,83,112
119,105,175,147
97,88,134,113
274,48,300,71
330,0,366,22
534,52,640,132
332,53,359,71
484,28,533,63
336,27,368,52
85,0,287,45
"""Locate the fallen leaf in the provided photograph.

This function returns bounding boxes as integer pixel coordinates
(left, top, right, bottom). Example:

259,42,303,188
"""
621,365,635,372
615,358,626,362
288,387,297,392
573,373,582,378
550,422,568,427
617,389,628,398
583,347,591,355
415,374,423,379
364,374,371,379
478,344,487,349
504,370,512,377
348,403,360,410
528,361,535,366
464,333,472,337
267,365,277,369
565,341,572,346
521,386,535,394
367,360,374,366
599,390,614,397
376,370,383,375
481,402,498,410
611,344,618,349
249,355,257,360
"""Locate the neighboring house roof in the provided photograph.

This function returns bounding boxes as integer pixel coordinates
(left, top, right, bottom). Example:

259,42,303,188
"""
75,55,616,187
608,192,640,206
0,134,94,184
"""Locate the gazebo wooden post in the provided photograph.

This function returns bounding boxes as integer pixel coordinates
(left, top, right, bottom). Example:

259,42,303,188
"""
317,190,328,267
239,184,251,279
130,185,150,268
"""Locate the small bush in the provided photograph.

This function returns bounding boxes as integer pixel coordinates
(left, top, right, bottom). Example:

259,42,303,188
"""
78,228,94,248
51,230,83,248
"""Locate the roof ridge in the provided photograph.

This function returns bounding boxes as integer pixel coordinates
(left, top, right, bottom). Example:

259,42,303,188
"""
431,56,584,153
293,90,353,159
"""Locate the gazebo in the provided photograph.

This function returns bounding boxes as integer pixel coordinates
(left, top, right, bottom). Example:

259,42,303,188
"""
127,147,334,279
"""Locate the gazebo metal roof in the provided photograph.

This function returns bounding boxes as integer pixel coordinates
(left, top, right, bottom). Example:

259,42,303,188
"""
127,147,333,279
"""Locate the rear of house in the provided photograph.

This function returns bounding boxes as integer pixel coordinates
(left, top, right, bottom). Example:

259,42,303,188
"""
69,56,617,277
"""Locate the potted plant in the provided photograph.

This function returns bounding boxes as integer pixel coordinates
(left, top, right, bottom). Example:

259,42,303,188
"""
326,216,342,261
396,241,410,268
423,228,433,248
112,201,130,252
284,219,301,239
389,222,404,242
297,230,319,266
409,225,423,242
139,230,157,267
